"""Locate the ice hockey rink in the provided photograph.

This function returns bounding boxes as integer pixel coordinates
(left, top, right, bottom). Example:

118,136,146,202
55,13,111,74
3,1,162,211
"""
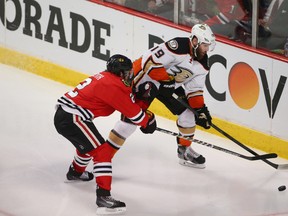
0,63,287,216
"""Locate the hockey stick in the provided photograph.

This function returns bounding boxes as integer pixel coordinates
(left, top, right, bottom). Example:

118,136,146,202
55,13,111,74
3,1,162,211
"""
171,93,288,170
210,124,288,170
156,127,277,161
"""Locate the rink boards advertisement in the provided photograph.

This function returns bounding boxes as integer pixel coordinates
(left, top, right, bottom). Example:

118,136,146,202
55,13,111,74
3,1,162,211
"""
0,0,287,153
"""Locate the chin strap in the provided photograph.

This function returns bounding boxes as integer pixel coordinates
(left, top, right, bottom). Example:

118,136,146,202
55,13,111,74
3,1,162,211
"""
192,43,199,58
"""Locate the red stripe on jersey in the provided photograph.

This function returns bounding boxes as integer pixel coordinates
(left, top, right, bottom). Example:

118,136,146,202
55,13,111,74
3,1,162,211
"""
73,115,101,148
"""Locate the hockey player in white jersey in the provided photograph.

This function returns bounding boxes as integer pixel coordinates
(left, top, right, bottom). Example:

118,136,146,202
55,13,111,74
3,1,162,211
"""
108,24,216,169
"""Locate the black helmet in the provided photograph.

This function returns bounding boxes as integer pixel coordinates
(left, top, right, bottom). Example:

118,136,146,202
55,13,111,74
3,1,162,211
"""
106,54,132,76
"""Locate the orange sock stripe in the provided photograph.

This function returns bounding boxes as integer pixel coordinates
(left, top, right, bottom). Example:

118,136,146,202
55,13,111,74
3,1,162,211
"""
188,95,204,109
177,137,192,147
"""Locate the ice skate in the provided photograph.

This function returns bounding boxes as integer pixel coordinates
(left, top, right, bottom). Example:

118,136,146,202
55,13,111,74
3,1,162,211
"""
96,196,126,215
66,165,94,182
178,145,206,169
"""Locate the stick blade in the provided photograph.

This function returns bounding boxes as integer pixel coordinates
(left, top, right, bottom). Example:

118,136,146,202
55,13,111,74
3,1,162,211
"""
277,164,288,170
251,153,278,160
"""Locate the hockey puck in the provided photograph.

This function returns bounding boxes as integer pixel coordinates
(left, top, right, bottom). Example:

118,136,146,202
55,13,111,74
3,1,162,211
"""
278,185,286,191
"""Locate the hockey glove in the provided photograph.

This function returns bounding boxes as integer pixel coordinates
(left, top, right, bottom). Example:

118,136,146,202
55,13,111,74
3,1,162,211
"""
140,110,157,134
135,82,158,103
195,105,212,129
158,76,175,98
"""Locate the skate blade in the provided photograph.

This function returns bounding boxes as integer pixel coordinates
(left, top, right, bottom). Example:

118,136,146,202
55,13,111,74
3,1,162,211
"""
96,206,126,215
179,159,206,169
64,179,84,183
64,178,92,183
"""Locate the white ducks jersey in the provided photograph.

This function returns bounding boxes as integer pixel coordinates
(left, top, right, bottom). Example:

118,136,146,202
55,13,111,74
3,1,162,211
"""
133,37,210,96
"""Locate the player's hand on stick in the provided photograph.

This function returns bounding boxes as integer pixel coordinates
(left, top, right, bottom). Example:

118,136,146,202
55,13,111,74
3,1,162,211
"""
140,110,157,134
195,105,212,129
158,76,175,97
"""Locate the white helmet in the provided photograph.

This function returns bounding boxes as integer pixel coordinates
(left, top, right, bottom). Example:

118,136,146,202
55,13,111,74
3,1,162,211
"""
190,24,216,51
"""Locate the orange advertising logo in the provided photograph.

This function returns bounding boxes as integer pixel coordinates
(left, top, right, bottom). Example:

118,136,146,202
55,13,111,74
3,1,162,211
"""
207,55,287,119
228,62,260,110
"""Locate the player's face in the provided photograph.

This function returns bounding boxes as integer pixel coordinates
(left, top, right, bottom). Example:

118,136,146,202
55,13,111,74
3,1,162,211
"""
122,69,134,87
195,43,209,59
191,37,211,59
199,43,209,53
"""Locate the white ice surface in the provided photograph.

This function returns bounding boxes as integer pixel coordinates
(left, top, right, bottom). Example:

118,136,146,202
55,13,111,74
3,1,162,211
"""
0,64,287,216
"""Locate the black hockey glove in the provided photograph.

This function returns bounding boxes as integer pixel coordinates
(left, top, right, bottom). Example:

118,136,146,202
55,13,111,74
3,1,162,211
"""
195,105,212,129
135,82,158,103
140,110,157,134
158,76,175,98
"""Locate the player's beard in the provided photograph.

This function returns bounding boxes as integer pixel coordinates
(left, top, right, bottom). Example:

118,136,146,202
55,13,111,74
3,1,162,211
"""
195,47,205,60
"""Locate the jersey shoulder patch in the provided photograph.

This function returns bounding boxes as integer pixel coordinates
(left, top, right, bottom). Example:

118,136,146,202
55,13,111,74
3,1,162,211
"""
165,37,190,55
